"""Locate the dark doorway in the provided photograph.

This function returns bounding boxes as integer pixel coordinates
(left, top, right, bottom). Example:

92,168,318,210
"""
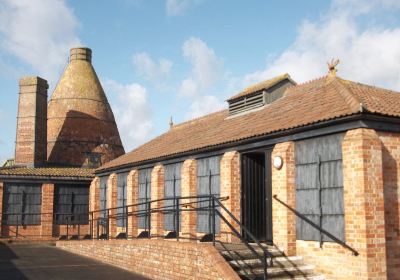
241,149,273,243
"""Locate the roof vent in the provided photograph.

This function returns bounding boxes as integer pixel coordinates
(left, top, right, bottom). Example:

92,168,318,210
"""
227,74,296,116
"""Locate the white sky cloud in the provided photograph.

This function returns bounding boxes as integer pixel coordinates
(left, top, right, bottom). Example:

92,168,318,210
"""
185,95,224,119
241,0,400,91
179,37,224,98
132,52,173,89
166,0,202,16
0,0,81,84
103,79,153,151
178,37,225,119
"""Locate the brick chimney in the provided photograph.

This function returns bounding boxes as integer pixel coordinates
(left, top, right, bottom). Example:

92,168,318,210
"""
15,76,48,167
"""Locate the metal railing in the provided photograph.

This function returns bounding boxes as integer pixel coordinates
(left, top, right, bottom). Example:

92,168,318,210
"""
0,195,272,279
87,195,271,279
0,212,92,239
273,195,359,256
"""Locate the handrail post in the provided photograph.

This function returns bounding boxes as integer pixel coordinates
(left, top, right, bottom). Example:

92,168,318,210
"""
211,196,216,247
96,217,99,239
175,197,179,241
125,206,129,239
147,201,151,238
263,251,267,280
90,212,93,239
107,209,110,240
16,214,19,238
66,216,69,239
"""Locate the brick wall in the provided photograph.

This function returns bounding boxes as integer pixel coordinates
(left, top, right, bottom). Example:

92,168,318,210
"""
151,165,165,238
378,132,400,280
107,173,117,237
127,170,139,237
220,151,241,243
41,184,54,237
0,182,92,240
56,239,240,280
180,159,197,240
271,141,296,256
295,128,388,280
0,183,54,239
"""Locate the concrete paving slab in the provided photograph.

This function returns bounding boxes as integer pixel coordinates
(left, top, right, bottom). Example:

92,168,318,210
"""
0,242,149,280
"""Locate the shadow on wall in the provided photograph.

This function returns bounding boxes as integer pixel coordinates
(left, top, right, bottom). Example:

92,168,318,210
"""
0,242,28,279
382,145,399,279
47,110,124,167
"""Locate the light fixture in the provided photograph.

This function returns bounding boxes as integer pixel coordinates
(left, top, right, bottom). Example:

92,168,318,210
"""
273,156,283,170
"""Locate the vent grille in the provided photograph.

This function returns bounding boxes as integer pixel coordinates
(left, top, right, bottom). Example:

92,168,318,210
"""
228,91,264,116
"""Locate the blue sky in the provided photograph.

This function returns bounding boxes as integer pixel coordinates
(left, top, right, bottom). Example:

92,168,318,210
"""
1,0,400,163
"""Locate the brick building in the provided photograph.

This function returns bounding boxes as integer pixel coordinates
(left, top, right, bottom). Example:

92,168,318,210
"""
77,66,400,280
0,47,124,240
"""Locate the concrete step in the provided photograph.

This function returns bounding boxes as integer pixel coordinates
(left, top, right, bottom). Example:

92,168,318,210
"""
229,255,304,269
267,273,325,280
220,247,284,260
237,264,316,279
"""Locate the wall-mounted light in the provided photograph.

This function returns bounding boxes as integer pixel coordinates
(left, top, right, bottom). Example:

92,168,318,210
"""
273,156,283,170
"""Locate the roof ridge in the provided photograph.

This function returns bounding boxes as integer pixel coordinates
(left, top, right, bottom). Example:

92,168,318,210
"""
330,77,363,113
227,73,294,101
171,109,227,129
295,75,327,87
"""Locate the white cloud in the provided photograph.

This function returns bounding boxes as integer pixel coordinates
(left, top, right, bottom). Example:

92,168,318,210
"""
242,0,400,91
166,0,202,16
185,95,224,119
0,0,81,83
179,37,224,97
177,37,226,119
132,52,172,88
104,79,153,151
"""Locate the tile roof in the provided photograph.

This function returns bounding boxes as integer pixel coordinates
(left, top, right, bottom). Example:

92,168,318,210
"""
98,75,400,172
227,73,295,101
0,167,95,179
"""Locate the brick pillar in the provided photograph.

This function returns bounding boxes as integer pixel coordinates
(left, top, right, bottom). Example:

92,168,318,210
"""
107,174,117,237
272,141,296,255
220,151,241,243
181,159,197,241
127,170,138,237
342,128,387,280
41,183,54,238
151,165,164,238
89,177,100,237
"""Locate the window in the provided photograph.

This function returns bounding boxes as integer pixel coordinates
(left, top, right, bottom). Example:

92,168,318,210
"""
138,168,152,229
295,134,345,243
54,184,89,225
99,176,108,218
164,162,182,231
2,183,41,225
197,156,221,233
84,152,102,168
116,172,128,227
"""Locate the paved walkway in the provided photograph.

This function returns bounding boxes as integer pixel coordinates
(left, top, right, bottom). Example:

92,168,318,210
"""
0,242,149,280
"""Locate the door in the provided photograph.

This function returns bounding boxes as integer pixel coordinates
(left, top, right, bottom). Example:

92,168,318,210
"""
241,149,273,243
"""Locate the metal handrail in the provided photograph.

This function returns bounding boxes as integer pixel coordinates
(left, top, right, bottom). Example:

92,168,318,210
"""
273,195,359,256
212,196,271,279
1,195,271,279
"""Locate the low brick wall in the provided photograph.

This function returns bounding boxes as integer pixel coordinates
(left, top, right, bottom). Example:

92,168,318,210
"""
56,239,240,280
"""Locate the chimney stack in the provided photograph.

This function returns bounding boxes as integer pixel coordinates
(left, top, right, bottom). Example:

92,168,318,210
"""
15,76,48,167
69,47,92,63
